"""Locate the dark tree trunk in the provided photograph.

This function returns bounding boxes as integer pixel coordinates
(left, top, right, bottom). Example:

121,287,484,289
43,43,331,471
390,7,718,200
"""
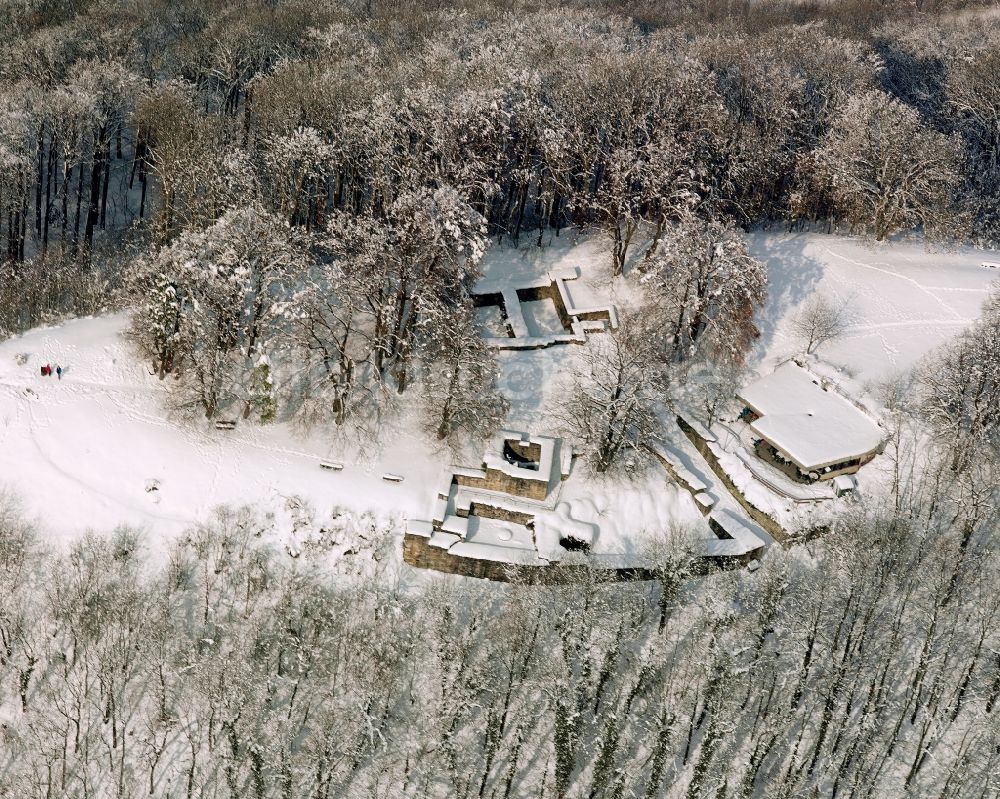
35,125,44,237
100,138,111,230
18,185,27,261
85,129,107,248
61,160,71,246
73,156,85,253
43,136,55,252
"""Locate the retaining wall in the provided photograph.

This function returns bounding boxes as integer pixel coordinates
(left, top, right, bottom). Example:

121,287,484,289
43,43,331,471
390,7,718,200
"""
402,534,669,583
677,416,788,544
515,283,575,329
469,503,535,526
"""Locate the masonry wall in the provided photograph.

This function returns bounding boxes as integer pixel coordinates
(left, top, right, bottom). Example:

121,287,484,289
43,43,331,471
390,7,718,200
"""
472,291,505,309
574,309,613,324
648,447,710,511
516,283,574,330
470,503,535,525
506,439,542,463
471,292,516,338
454,467,548,501
707,516,750,547
402,534,664,583
677,416,788,544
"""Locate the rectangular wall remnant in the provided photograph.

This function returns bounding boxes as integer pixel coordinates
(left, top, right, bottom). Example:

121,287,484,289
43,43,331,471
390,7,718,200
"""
454,468,548,501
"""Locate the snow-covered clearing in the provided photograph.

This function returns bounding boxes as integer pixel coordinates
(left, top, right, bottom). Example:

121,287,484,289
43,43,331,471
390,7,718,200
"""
0,315,438,558
712,231,997,532
749,232,998,383
0,311,699,563
0,229,995,564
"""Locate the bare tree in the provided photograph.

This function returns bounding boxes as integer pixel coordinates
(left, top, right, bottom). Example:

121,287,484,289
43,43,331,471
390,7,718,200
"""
919,287,1000,473
812,89,963,241
554,316,670,474
792,293,849,355
417,300,509,444
640,212,767,364
687,361,746,427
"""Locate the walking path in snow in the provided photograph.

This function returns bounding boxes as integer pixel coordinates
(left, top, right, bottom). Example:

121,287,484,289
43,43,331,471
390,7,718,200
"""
0,315,439,557
749,232,998,382
0,231,995,565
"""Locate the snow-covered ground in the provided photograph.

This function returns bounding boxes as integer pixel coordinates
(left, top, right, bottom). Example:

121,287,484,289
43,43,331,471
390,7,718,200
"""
0,315,438,557
552,470,702,558
749,232,998,383
1,229,996,563
0,312,700,563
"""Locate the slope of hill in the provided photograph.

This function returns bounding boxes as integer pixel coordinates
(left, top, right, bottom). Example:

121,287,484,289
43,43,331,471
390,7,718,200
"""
0,231,995,559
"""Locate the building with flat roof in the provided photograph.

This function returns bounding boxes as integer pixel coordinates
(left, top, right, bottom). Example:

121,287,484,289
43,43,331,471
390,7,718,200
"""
737,362,884,482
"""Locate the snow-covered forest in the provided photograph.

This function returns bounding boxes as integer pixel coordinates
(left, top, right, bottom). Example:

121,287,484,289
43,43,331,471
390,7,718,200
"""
1,0,1000,796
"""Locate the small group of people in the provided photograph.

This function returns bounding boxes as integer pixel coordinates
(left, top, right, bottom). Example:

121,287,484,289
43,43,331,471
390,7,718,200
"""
40,363,62,379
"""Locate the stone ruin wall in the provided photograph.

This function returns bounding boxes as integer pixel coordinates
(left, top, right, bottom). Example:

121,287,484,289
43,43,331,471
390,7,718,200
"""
454,469,548,501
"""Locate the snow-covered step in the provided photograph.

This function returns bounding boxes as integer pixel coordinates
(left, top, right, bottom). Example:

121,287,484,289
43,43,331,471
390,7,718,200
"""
429,531,461,550
407,520,434,538
440,515,470,538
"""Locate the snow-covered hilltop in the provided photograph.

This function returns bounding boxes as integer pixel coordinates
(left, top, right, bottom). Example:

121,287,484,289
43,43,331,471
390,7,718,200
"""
2,230,994,569
5,3,1000,795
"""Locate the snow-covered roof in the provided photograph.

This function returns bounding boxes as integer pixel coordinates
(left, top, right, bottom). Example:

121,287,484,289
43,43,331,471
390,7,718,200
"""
738,362,882,472
833,474,857,492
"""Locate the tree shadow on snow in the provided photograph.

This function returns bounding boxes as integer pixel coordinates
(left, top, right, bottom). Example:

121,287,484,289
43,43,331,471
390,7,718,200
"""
748,233,827,363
